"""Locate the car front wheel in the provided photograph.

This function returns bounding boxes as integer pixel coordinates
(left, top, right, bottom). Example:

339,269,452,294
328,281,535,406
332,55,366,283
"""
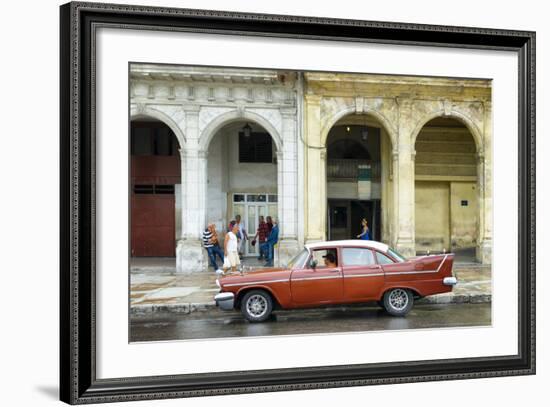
241,290,273,322
383,288,413,316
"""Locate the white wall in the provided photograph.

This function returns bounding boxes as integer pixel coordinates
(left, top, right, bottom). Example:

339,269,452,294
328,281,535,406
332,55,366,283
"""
207,128,278,232
1,1,547,407
227,132,277,193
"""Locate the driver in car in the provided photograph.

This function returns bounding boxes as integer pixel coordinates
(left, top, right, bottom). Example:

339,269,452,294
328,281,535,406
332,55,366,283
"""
323,252,337,268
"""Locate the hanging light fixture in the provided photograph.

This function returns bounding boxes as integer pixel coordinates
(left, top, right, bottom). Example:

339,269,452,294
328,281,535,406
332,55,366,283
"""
242,122,252,138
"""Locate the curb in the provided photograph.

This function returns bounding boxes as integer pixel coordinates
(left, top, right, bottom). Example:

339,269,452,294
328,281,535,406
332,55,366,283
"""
130,294,491,316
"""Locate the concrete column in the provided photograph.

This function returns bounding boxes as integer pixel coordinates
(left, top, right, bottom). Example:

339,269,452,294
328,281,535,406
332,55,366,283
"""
477,101,492,264
176,106,207,273
304,94,326,243
277,108,300,265
394,99,416,258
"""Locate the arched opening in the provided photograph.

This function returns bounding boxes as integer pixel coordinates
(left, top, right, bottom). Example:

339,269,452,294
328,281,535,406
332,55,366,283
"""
130,117,181,257
414,117,479,262
206,120,278,257
325,114,393,242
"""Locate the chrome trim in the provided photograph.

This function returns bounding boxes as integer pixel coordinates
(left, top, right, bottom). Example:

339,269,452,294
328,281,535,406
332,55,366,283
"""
386,254,450,276
388,269,439,275
223,278,289,287
443,276,458,286
344,273,384,278
214,292,235,310
436,254,449,272
292,275,342,282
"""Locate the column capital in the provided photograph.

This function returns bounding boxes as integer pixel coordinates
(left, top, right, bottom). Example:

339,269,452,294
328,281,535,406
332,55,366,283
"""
392,150,399,162
305,93,322,105
180,148,203,158
477,150,485,164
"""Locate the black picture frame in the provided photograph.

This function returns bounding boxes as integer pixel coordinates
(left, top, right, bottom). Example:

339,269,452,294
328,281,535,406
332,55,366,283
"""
60,1,536,404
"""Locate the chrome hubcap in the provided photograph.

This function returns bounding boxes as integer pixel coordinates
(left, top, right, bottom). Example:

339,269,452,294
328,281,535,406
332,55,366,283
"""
389,289,408,311
246,295,268,318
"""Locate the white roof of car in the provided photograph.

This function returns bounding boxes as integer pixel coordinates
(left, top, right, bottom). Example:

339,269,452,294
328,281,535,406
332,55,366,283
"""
305,240,390,253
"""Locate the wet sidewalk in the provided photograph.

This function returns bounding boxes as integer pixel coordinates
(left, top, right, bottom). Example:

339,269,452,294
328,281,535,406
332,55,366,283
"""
130,258,492,315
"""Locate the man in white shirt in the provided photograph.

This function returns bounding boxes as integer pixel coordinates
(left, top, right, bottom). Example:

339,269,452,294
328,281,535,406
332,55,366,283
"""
223,221,241,273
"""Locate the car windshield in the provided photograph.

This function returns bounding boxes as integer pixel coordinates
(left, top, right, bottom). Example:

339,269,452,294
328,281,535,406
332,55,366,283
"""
388,247,407,263
287,249,310,269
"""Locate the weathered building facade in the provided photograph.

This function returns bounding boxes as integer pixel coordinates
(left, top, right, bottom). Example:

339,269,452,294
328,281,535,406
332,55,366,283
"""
130,64,300,272
302,73,492,264
130,64,492,272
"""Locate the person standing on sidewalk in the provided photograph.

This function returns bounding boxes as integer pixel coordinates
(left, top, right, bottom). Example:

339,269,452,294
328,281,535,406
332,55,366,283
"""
224,221,241,273
252,215,269,260
264,218,279,267
202,223,224,273
234,214,248,257
266,215,273,233
356,218,371,240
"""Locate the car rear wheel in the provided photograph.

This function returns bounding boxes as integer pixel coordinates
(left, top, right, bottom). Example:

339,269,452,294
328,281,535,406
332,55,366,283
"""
241,290,273,322
383,288,413,316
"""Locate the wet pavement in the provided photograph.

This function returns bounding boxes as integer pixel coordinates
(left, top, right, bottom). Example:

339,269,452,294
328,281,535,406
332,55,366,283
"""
130,302,491,342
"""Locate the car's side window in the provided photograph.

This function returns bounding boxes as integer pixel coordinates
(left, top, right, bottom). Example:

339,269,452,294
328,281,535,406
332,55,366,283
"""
342,248,375,266
375,251,394,265
310,249,338,268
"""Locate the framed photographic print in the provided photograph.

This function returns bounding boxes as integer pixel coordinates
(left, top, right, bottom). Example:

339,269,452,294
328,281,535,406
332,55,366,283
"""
60,1,535,404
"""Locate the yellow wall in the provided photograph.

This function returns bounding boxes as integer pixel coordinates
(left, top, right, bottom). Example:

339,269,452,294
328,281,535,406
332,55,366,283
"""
415,181,450,252
450,182,478,249
302,72,491,262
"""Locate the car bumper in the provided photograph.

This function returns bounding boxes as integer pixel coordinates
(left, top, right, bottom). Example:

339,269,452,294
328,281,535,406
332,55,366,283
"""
214,292,235,311
443,276,458,286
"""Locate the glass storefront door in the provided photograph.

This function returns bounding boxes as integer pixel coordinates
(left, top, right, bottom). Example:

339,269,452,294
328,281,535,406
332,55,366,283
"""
232,193,277,256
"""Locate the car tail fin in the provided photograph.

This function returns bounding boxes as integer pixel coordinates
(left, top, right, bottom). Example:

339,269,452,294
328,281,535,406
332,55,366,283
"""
442,253,455,276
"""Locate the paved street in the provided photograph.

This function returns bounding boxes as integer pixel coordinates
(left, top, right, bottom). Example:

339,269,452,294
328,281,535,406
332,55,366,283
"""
130,302,491,342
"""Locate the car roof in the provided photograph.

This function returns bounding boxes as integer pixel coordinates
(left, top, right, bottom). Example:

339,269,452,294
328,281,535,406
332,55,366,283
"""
305,240,390,253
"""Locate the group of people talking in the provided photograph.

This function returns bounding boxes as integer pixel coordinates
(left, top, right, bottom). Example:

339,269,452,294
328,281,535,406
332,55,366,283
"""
202,215,279,274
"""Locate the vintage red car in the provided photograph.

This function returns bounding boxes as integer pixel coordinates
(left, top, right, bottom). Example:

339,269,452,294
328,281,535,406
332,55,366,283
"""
214,240,457,322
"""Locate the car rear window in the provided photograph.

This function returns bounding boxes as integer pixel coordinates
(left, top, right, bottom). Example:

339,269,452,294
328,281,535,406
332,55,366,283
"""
342,248,375,266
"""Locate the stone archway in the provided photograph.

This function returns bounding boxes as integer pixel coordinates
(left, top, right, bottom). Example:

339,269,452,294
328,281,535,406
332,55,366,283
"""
204,119,280,260
130,105,186,149
324,112,396,245
199,109,283,153
413,116,483,262
129,116,182,258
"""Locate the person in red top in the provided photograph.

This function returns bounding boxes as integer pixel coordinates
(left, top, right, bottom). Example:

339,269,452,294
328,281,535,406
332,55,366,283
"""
252,216,270,260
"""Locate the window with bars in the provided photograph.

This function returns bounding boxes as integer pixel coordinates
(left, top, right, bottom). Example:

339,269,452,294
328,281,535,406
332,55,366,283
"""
238,132,274,163
133,185,175,194
131,123,178,156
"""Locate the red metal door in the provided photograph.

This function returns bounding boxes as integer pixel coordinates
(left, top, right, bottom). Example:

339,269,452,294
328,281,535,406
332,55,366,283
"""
131,193,175,257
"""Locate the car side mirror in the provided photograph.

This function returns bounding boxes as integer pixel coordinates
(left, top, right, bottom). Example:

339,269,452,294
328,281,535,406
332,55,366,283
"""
309,259,318,269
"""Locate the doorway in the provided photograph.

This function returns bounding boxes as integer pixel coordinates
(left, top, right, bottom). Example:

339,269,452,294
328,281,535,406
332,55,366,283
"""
328,199,380,241
232,193,278,257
